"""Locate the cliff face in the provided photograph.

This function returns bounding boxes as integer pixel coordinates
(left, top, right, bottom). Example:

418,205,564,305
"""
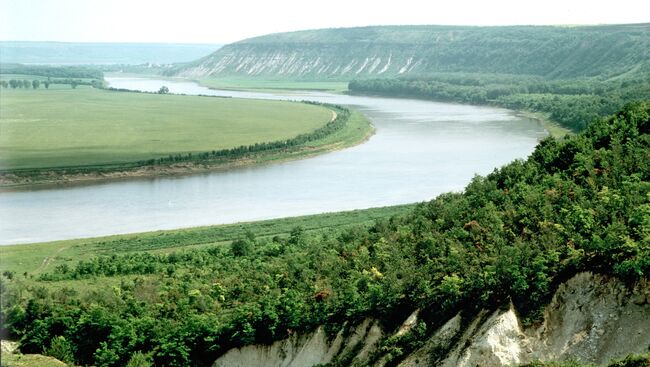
405,272,650,367
175,24,650,80
175,43,428,80
213,272,650,367
213,319,383,367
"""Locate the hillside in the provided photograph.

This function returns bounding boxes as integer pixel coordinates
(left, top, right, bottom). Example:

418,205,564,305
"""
214,273,650,366
172,24,650,80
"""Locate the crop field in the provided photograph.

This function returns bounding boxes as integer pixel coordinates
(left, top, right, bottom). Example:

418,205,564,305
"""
0,88,334,170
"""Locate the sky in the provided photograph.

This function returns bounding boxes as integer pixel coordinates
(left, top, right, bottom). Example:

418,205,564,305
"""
1,0,648,44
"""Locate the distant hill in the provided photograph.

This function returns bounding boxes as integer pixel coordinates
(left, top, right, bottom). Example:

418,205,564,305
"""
0,41,221,65
171,24,650,80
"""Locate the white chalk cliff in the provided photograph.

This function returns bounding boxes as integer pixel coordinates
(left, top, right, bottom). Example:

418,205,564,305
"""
213,272,650,367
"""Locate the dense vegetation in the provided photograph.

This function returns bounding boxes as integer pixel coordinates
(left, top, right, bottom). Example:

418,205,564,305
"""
349,73,650,131
1,102,648,366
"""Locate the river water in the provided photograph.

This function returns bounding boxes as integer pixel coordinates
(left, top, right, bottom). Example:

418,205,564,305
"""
0,77,547,244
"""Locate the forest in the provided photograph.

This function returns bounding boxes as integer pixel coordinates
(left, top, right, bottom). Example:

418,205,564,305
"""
349,73,650,131
1,101,648,366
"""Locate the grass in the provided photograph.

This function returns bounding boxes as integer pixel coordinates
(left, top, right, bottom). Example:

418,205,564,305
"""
196,77,349,93
0,204,415,276
0,354,67,367
0,88,334,170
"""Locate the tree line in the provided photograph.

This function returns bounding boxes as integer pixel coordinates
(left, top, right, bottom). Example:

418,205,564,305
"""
1,78,104,89
349,73,650,131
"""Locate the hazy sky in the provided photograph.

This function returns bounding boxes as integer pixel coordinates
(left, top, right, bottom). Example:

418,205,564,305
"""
1,0,648,44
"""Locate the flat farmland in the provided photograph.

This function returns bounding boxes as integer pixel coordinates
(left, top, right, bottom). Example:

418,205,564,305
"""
0,88,334,170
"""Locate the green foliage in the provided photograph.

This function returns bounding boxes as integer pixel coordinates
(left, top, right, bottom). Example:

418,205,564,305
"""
2,103,649,366
125,352,154,367
607,353,650,367
43,336,75,365
230,238,253,257
349,73,650,131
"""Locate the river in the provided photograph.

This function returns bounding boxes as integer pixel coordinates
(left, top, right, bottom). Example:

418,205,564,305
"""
0,77,547,245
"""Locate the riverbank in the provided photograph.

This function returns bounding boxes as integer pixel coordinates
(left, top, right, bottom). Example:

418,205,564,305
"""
0,95,373,190
515,110,574,138
345,89,574,139
0,203,414,273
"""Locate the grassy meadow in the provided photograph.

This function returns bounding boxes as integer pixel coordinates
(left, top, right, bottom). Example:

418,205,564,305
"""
0,88,334,170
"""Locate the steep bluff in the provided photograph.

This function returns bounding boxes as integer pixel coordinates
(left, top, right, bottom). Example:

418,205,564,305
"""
174,24,650,80
213,272,650,367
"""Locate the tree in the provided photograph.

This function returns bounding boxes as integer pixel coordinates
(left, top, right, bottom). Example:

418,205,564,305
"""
9,80,18,89
0,80,7,88
23,80,30,89
158,86,170,94
231,239,252,257
44,81,50,89
32,80,40,89
126,352,154,367
44,336,75,365
71,81,78,89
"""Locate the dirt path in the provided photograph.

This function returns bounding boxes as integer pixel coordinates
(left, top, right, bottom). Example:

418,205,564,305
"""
37,246,68,273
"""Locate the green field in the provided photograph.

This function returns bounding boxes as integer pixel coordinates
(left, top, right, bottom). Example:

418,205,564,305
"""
0,88,334,170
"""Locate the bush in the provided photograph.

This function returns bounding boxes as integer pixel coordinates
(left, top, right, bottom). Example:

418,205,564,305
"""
126,351,154,367
44,336,75,365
